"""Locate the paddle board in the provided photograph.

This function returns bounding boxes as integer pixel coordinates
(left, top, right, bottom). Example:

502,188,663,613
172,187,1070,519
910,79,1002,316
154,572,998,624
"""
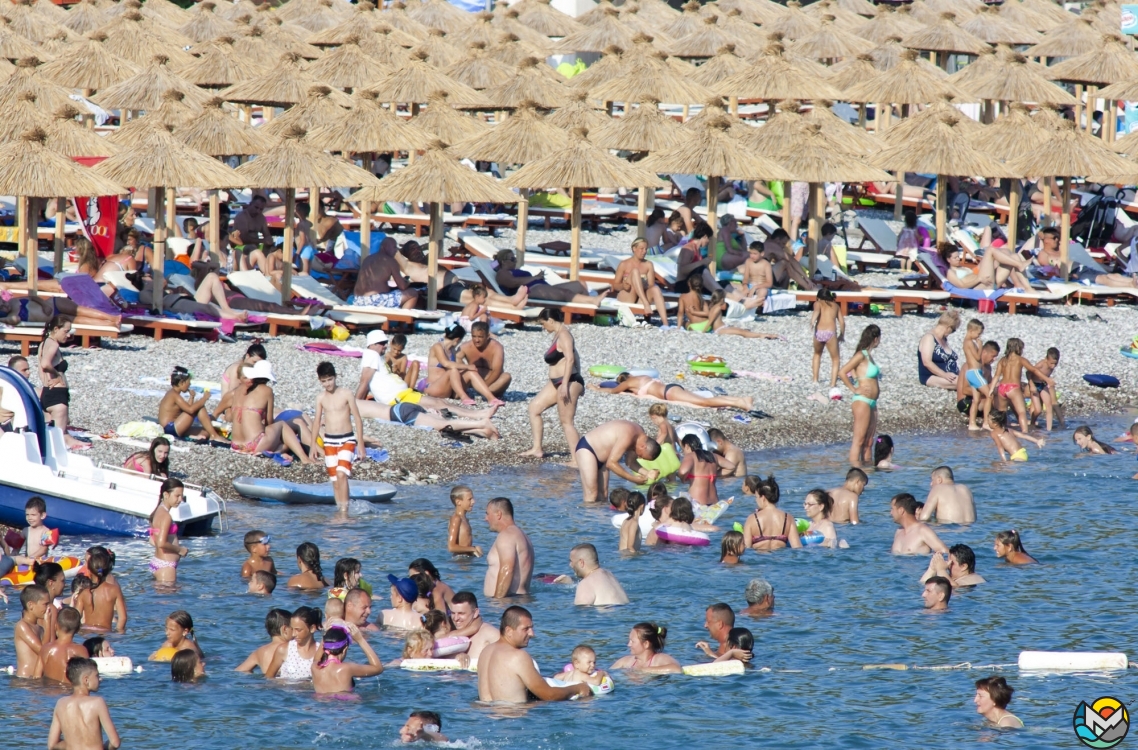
231,477,397,504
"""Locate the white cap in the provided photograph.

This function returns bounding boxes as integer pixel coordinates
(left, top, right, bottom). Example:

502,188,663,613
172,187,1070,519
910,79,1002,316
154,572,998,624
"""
366,330,389,346
242,360,276,382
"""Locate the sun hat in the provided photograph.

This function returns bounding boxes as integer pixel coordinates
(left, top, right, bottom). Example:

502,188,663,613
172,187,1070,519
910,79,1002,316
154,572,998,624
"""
366,330,389,346
242,360,275,381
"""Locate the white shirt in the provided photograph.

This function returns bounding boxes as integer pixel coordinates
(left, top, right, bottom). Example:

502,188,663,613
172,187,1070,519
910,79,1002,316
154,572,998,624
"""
361,348,407,405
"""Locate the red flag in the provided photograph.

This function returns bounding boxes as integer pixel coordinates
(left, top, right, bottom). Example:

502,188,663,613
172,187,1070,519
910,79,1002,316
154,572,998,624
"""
75,195,118,259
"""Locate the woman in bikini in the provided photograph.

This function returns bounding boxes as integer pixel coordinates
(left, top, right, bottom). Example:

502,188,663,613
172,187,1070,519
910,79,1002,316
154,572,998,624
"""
741,475,801,551
149,478,188,583
157,366,227,442
424,325,502,405
522,309,584,459
840,324,882,468
73,546,127,633
994,530,1037,565
678,434,719,506
991,338,1053,434
123,436,170,478
227,360,313,464
610,622,682,674
679,276,778,340
591,373,755,412
810,287,843,390
220,343,266,397
38,316,88,450
287,542,329,590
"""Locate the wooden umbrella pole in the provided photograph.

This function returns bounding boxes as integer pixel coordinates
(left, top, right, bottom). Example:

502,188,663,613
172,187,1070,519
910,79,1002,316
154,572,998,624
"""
781,182,791,230
807,181,820,277
83,89,94,129
857,103,866,130
1059,177,1072,281
427,201,442,311
1106,100,1116,142
516,188,528,266
935,176,947,244
707,175,719,232
18,197,34,294
1042,177,1052,227
894,171,904,222
152,188,166,313
569,187,582,282
1007,179,1021,249
165,187,176,249
281,188,295,305
1073,84,1083,130
360,154,372,257
53,197,65,276
1087,86,1097,134
729,95,738,116
209,191,221,269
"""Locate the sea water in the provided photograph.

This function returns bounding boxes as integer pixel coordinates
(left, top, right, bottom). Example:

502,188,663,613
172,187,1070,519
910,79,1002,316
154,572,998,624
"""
3,416,1138,749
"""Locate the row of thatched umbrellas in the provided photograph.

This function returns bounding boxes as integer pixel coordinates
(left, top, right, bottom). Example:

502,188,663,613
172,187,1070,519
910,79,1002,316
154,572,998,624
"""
2,0,1138,304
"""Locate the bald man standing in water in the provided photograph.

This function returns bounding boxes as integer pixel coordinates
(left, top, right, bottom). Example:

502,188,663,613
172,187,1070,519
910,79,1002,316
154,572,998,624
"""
478,606,589,703
569,543,628,606
917,466,976,524
484,498,533,598
574,420,661,503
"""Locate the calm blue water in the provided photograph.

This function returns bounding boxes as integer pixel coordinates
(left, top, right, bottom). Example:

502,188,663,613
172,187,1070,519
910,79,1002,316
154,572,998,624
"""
3,416,1138,749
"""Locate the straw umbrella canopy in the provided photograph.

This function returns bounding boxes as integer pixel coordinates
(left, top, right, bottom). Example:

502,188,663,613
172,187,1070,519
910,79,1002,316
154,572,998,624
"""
350,142,518,309
2,1,69,46
1024,17,1099,59
0,127,125,292
381,2,433,41
250,15,325,60
717,41,843,104
800,0,864,28
479,56,569,109
365,50,488,107
967,52,1077,106
94,122,240,311
413,90,489,145
260,85,349,138
512,0,581,37
506,127,663,280
406,0,472,35
872,112,1014,241
37,32,139,91
791,14,876,62
689,44,750,89
735,100,808,155
967,102,1054,239
444,42,515,90
553,7,637,54
959,6,1041,46
60,0,109,35
568,44,629,91
716,8,767,48
590,51,712,106
302,35,390,92
221,52,350,108
235,125,380,303
487,30,549,67
902,12,990,67
0,91,51,143
177,96,274,157
870,36,948,80
290,0,345,34
175,35,265,90
828,52,879,92
764,1,822,41
1020,0,1073,27
450,11,500,48
97,11,196,68
106,90,196,146
0,58,86,113
999,0,1060,33
1110,128,1138,156
1007,119,1137,276
177,2,236,43
410,28,465,69
844,48,970,123
643,115,793,230
878,93,985,145
1047,35,1138,141
669,12,734,58
487,8,554,52
306,1,380,46
95,54,212,113
360,24,417,65
804,101,880,155
855,5,915,45
547,89,609,131
45,105,117,158
0,20,46,60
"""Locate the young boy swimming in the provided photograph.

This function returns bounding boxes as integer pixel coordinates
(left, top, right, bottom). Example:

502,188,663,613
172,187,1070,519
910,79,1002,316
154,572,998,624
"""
240,530,276,578
37,606,88,683
14,584,49,677
989,410,1045,462
446,485,482,557
47,657,121,750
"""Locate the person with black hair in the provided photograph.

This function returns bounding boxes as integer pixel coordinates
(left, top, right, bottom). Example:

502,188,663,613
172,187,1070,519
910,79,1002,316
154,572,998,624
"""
890,493,948,556
158,366,227,441
457,321,510,402
478,606,591,702
73,546,127,633
400,710,448,743
122,436,171,478
922,544,986,588
221,343,267,396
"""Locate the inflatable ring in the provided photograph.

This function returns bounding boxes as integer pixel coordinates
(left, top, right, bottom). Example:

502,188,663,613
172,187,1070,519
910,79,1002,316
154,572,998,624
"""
1120,348,1138,360
676,423,712,451
693,498,732,524
654,525,710,546
401,658,476,672
637,442,681,486
546,674,615,696
681,660,745,676
588,365,660,379
431,636,471,658
801,531,826,546
689,362,733,378
0,555,82,587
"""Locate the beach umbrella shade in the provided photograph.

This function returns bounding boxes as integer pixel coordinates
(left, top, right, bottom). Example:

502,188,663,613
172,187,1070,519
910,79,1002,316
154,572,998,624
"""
450,101,570,165
487,30,550,67
870,36,949,80
350,142,520,308
1023,17,1098,59
1007,119,1137,277
689,44,751,89
177,2,236,43
410,28,465,69
489,9,555,52
589,52,712,107
872,111,1016,242
2,0,70,46
60,0,109,35
306,0,380,46
763,1,822,41
444,41,515,90
568,44,630,91
660,1,713,43
96,11,196,68
235,125,380,303
553,7,637,54
546,89,609,132
45,105,117,158
302,35,391,92
635,0,684,25
136,0,194,27
800,0,864,28
175,35,267,90
0,91,51,143
791,14,876,62
717,41,843,104
511,0,581,37
999,0,1060,33
380,1,434,41
250,14,326,60
0,58,87,114
803,100,880,155
95,121,240,312
107,90,196,145
37,32,139,93
717,0,787,25
643,114,793,231
413,90,490,144
902,12,990,68
359,24,417,65
290,0,346,34
616,4,677,51
0,127,126,292
0,19,47,60
221,52,350,108
365,50,489,107
96,54,213,113
670,15,737,60
828,54,878,126
823,0,876,19
275,0,334,24
854,5,915,45
406,0,472,35
715,8,767,48
449,11,500,48
506,127,663,280
966,51,1077,107
1048,35,1138,140
479,56,569,109
845,48,970,133
1020,0,1074,27
260,85,349,139
959,5,1040,46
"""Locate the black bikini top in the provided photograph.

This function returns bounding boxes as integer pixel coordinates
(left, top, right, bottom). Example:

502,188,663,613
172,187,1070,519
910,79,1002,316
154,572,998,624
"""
55,359,68,373
543,341,564,366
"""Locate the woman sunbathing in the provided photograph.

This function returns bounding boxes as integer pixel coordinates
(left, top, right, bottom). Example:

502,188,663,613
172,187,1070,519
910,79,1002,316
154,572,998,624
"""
589,373,755,413
677,275,780,339
0,291,121,329
227,360,314,464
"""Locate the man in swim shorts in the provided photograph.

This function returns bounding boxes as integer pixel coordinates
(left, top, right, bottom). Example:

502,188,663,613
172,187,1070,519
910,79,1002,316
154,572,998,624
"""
890,493,949,555
574,420,661,504
478,606,590,703
449,591,500,659
352,238,419,309
569,543,628,606
741,579,774,617
484,498,533,598
918,466,975,524
922,576,951,611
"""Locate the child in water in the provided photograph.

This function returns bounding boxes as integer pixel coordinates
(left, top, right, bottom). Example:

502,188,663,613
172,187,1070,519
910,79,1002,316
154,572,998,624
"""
150,610,203,662
1030,347,1063,431
446,485,482,557
994,530,1037,565
240,530,276,578
560,644,611,690
48,658,120,750
171,649,206,683
874,435,898,469
620,492,646,553
988,410,1045,462
236,609,292,674
713,627,755,664
720,530,745,564
1072,425,1117,455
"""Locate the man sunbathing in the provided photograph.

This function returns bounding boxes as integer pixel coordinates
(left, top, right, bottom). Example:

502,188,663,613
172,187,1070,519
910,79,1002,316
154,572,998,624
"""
0,291,120,329
352,238,419,309
394,241,528,309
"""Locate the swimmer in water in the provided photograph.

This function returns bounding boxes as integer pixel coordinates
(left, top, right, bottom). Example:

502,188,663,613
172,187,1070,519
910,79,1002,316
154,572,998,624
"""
827,467,866,524
619,493,646,553
14,585,49,677
922,544,986,588
478,606,590,702
1072,425,1117,455
974,676,1024,728
149,610,203,662
696,603,737,660
560,644,611,690
611,622,683,674
236,609,292,674
570,543,629,606
921,576,951,611
400,710,448,744
994,530,1037,565
874,434,898,469
311,623,384,694
713,627,754,664
988,410,1044,462
47,657,121,750
741,578,774,617
802,489,841,548
890,493,948,555
918,466,976,524
247,570,277,595
708,428,747,478
720,530,744,565
446,485,482,557
287,542,329,590
240,529,276,579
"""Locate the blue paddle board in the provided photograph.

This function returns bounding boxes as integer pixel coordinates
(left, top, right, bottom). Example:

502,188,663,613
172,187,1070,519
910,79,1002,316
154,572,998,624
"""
231,477,397,504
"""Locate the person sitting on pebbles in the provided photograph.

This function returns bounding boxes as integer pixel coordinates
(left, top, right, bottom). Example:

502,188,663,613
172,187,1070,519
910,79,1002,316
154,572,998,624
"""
226,361,313,464
157,366,228,443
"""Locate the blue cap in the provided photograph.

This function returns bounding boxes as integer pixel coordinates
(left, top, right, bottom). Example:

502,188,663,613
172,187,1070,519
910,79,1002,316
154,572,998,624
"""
388,574,419,604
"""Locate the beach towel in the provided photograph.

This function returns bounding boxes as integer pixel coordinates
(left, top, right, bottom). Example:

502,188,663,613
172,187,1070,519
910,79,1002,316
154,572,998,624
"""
297,341,363,357
59,273,122,316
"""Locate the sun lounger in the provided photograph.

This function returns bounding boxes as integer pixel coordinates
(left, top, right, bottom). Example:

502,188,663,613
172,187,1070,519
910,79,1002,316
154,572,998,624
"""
526,201,624,230
916,251,1068,313
0,321,132,355
852,217,899,255
274,272,441,328
225,270,389,333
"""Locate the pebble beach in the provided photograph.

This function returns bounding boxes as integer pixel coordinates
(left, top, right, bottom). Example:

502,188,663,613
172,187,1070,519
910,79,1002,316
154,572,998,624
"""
35,225,1138,497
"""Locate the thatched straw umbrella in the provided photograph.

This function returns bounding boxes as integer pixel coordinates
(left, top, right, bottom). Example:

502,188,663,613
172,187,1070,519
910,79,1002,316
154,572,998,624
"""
553,7,636,54
0,20,45,60
547,89,609,132
671,15,736,60
791,14,876,63
800,0,864,28
1024,17,1099,60
37,31,139,110
381,2,433,41
350,143,519,309
0,128,125,292
406,0,472,35
871,36,948,79
658,0,704,40
589,52,711,108
251,14,325,60
306,1,379,46
361,24,417,66
486,30,549,67
718,0,787,25
512,0,581,37
828,54,879,126
60,0,108,35
804,101,880,156
235,125,379,303
307,89,436,255
0,58,86,114
450,11,501,49
97,11,196,68
0,92,52,143
999,0,1060,33
177,2,236,43
479,56,569,109
96,54,213,115
506,127,662,280
1047,36,1138,141
366,50,488,109
872,112,1014,242
492,8,555,52
260,85,348,139
1007,119,1136,278
444,41,515,91
966,52,1077,108
855,5,914,45
290,0,345,35
221,51,350,111
414,90,489,144
960,6,1040,46
106,90,195,145
410,28,465,69
689,44,750,90
302,35,390,92
94,123,239,311
901,12,990,69
763,1,821,41
717,41,842,110
176,35,265,90
643,115,792,231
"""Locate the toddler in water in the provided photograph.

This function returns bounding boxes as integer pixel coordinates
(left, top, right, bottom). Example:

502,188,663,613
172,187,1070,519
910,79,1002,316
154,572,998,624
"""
713,627,755,664
560,645,610,689
988,410,1045,462
400,710,448,744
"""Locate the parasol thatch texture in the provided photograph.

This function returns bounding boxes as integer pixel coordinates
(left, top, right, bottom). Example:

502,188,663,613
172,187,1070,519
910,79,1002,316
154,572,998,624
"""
967,102,1052,163
717,0,787,25
306,1,382,46
0,58,85,113
3,1,70,46
776,122,892,182
0,92,50,143
60,0,109,35
450,101,570,165
878,93,984,145
406,0,472,35
175,35,266,89
176,96,274,157
260,85,348,138
690,44,750,88
449,11,499,48
96,121,239,189
306,89,435,154
791,14,876,61
590,52,711,105
901,12,990,55
487,30,548,67
717,8,767,48
177,1,236,43
235,125,380,189
0,127,124,195
480,56,569,109
568,44,628,90
718,41,843,101
590,98,683,153
827,53,879,92
38,32,139,90
410,28,464,69
870,36,949,79
106,90,195,145
659,1,705,41
252,14,325,60
362,24,418,62
554,7,636,54
804,100,879,154
488,9,553,52
512,0,581,37
960,6,1040,46
999,0,1059,33
854,6,914,45
444,42,514,90
546,89,609,131
872,112,1013,177
45,104,117,158
670,14,737,60
365,50,488,106
413,90,489,145
96,54,212,112
1047,36,1138,86
844,49,968,103
1024,17,1098,59
643,115,792,181
1110,128,1138,156
1098,77,1138,107
221,51,349,107
966,52,1077,105
763,1,822,41
290,1,343,35
801,0,864,29
0,20,46,60
1007,118,1137,178
97,11,196,68
351,142,518,205
303,35,390,90
380,1,433,41
506,126,662,189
